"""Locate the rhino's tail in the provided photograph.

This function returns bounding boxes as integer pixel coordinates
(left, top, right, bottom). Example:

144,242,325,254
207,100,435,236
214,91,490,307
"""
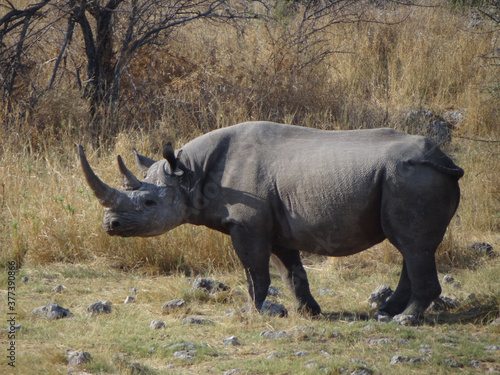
408,160,464,179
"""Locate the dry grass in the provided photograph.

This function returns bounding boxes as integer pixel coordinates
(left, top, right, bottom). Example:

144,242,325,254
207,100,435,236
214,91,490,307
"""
1,5,499,373
1,2,499,275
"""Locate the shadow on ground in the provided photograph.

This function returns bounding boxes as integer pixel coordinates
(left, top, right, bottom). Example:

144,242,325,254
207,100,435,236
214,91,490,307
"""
317,297,499,325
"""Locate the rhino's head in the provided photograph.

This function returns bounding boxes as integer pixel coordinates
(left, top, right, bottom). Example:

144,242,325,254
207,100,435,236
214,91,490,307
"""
78,144,190,237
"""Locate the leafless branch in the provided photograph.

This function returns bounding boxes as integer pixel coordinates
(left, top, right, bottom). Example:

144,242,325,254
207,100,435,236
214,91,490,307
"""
46,16,75,91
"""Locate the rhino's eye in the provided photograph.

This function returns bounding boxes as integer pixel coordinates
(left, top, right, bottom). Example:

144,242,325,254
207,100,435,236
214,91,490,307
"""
144,199,157,207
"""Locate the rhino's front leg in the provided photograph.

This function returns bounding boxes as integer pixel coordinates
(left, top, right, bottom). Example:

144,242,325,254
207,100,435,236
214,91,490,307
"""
229,224,271,311
271,247,321,315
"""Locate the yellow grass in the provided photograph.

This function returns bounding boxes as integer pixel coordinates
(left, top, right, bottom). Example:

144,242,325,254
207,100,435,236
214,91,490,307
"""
1,2,499,273
0,5,499,374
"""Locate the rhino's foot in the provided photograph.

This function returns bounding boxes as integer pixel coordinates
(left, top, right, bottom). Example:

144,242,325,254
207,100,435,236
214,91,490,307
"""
298,301,322,316
378,295,410,317
392,314,422,326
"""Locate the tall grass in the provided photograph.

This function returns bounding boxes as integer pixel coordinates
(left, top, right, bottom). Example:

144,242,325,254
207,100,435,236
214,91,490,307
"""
1,2,499,272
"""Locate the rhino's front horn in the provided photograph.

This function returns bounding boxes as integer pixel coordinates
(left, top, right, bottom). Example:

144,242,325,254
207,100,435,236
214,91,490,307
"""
78,145,121,208
117,155,142,190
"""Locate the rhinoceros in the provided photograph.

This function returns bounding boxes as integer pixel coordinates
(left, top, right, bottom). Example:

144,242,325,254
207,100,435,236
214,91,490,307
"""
78,122,463,319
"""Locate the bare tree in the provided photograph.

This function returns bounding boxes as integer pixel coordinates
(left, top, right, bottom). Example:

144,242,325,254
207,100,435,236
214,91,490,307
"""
266,0,364,73
69,0,248,110
0,0,261,129
0,0,53,119
1,0,377,134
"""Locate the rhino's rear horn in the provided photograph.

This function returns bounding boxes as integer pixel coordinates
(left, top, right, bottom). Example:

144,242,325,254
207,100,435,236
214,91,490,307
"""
77,145,121,207
117,155,142,190
132,148,156,173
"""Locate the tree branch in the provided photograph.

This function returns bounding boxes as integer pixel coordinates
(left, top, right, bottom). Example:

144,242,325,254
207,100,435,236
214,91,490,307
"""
46,16,76,91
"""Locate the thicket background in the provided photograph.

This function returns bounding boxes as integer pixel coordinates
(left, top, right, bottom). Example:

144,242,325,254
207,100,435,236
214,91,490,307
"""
1,0,499,273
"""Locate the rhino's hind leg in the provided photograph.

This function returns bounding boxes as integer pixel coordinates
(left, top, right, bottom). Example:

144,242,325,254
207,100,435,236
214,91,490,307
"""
382,235,443,318
380,244,441,319
381,166,459,319
271,248,321,315
382,222,446,318
378,260,411,316
398,250,441,317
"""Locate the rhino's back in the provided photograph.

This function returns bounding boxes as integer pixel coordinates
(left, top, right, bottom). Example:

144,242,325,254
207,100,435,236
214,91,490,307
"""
183,121,418,169
184,122,428,185
181,122,453,254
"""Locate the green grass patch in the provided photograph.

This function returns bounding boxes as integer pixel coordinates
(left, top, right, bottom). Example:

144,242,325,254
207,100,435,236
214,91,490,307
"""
1,261,497,374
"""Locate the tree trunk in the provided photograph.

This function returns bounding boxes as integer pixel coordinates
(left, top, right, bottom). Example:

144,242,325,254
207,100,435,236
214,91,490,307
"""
72,0,123,140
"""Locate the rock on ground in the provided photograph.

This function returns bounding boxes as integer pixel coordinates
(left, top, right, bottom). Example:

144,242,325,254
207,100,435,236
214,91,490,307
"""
181,317,214,325
350,369,372,375
485,346,500,351
268,285,284,296
67,350,92,366
222,336,239,346
161,299,185,313
317,288,336,296
442,275,454,284
191,278,230,294
87,300,112,316
390,355,424,365
150,320,165,329
53,285,65,293
443,359,461,367
173,351,193,359
392,314,419,326
491,317,500,326
261,300,288,317
295,350,308,357
166,343,196,351
124,296,135,304
368,285,393,309
471,242,495,256
375,311,391,323
66,349,92,374
259,330,288,340
427,296,460,313
31,302,72,320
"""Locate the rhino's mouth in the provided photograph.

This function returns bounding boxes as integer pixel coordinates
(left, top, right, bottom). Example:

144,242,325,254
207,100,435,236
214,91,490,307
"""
104,222,127,237
103,220,160,238
103,219,138,237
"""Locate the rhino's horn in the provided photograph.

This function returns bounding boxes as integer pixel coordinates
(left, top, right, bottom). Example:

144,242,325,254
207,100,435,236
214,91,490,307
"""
132,148,156,173
117,155,142,190
77,145,121,208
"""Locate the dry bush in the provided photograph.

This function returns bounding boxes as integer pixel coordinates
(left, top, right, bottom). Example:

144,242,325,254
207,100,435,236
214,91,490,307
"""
1,2,499,273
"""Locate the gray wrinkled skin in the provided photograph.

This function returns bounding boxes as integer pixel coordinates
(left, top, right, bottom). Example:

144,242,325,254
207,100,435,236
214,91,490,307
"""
102,160,190,237
79,122,464,317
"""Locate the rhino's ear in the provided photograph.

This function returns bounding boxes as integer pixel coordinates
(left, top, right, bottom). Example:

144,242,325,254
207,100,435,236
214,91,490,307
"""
132,148,156,173
163,143,176,168
163,143,184,176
